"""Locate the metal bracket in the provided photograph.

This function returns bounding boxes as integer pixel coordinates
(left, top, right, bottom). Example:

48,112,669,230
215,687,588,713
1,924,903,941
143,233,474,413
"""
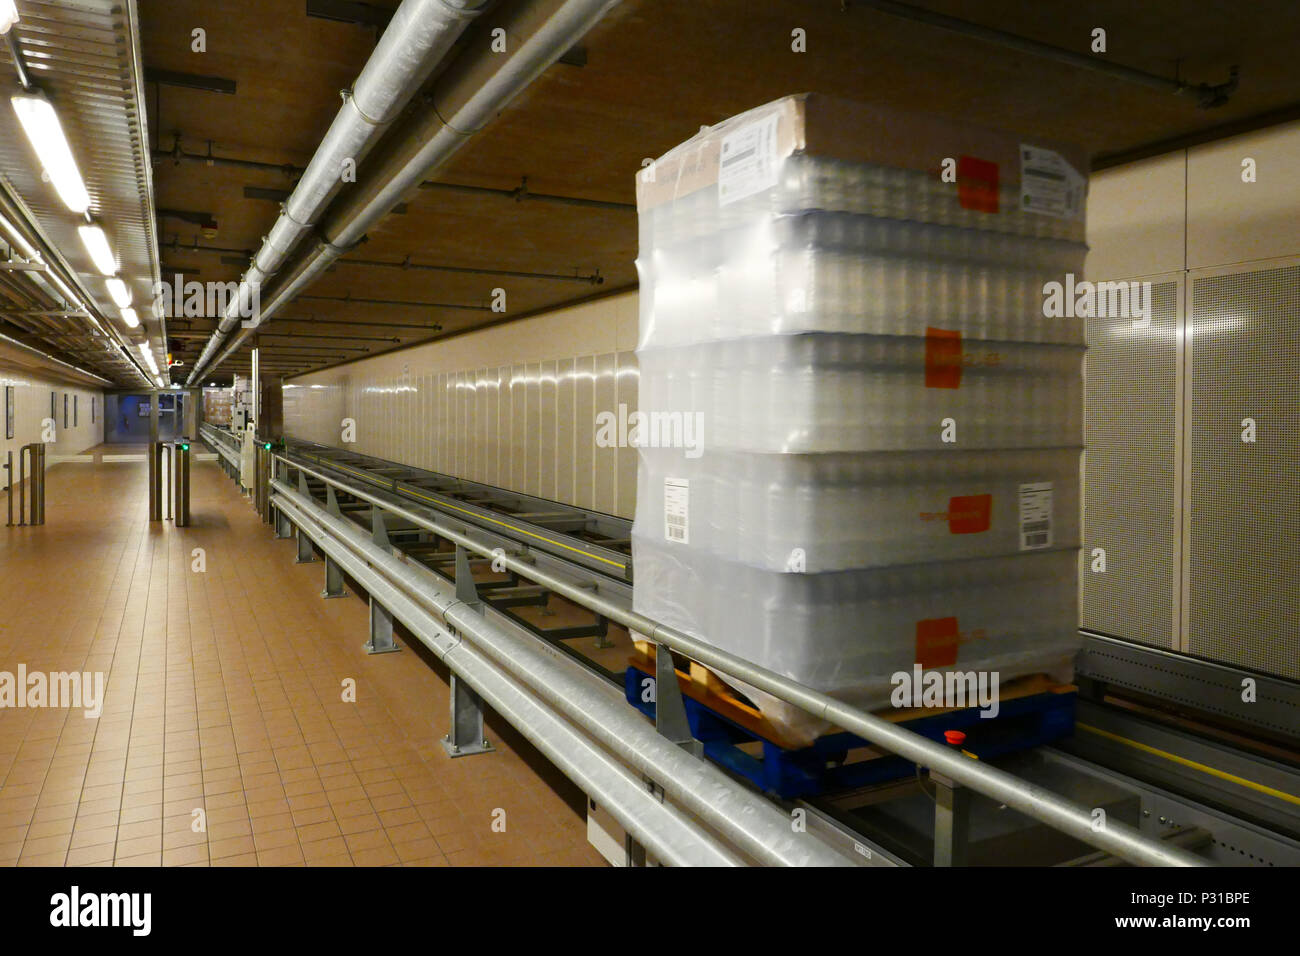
322,554,346,599
454,544,480,609
298,468,310,497
371,507,391,551
654,644,702,757
326,484,341,517
364,594,399,654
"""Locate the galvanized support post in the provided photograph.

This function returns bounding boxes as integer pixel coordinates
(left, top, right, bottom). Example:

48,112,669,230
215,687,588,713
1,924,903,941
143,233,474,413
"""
275,508,292,539
295,526,315,563
440,545,493,757
442,674,493,757
365,594,399,654
322,554,346,599
932,771,971,867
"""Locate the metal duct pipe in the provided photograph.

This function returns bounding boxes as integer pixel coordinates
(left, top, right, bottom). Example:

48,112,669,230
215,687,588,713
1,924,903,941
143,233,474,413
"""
271,491,744,867
193,0,623,381
281,455,1208,868
273,478,853,867
187,0,490,383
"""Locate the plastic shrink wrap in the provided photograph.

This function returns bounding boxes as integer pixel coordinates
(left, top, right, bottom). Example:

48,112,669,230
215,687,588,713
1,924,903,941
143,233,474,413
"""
631,94,1087,743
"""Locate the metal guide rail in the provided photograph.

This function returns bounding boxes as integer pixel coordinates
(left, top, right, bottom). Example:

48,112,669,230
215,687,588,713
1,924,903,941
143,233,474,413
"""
280,438,634,583
277,441,633,683
198,422,242,474
268,443,1220,868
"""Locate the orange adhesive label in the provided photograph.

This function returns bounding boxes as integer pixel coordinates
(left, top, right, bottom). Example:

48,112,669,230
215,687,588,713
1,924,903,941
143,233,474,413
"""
947,494,992,534
915,617,961,669
957,155,999,213
925,327,963,389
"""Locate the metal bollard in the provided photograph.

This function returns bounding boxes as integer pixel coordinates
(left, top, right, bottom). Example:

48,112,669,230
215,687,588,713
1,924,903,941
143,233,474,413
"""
15,443,45,526
173,441,191,527
149,441,164,521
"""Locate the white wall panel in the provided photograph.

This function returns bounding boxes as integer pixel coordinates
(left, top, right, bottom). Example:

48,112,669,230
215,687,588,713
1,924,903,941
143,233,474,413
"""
281,291,642,519
0,367,104,464
1086,152,1186,280
1187,120,1300,270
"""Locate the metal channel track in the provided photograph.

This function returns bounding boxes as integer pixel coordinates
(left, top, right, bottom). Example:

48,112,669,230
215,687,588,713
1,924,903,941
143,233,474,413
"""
276,437,636,683
283,438,633,582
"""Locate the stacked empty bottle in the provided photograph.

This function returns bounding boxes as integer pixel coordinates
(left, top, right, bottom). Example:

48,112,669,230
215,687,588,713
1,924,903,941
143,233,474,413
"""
632,94,1089,743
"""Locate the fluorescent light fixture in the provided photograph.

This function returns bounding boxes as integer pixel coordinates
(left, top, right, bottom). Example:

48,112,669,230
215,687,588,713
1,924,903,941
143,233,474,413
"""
0,0,18,35
10,92,90,213
137,342,159,375
105,277,132,308
78,224,116,276
120,307,139,328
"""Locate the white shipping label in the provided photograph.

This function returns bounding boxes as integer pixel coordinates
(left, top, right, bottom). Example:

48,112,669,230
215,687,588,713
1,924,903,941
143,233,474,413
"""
1018,482,1053,550
664,477,690,544
1019,145,1086,221
718,113,781,207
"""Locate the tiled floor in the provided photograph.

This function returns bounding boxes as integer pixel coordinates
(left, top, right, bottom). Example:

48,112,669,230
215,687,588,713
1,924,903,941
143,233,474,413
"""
0,449,604,867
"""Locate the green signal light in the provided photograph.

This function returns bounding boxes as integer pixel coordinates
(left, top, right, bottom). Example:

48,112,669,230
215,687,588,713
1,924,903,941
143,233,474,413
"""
180,443,190,451
264,443,272,450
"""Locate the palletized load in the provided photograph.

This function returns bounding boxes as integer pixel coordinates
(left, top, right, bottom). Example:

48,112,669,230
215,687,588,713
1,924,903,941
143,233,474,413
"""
630,92,1088,743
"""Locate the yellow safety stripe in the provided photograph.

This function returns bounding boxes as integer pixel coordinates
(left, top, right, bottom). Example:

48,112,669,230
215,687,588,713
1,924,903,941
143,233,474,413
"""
1077,722,1300,806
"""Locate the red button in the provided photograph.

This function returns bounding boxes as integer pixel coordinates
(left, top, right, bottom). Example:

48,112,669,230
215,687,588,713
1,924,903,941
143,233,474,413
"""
944,730,967,745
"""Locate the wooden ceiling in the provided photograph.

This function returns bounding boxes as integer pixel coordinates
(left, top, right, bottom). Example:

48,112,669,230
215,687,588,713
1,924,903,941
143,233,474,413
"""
138,0,1300,383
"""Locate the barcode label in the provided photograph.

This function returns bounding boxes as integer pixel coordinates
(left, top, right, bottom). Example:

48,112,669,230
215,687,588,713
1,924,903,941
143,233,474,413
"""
718,113,781,207
1018,483,1053,550
1019,144,1085,220
664,478,689,544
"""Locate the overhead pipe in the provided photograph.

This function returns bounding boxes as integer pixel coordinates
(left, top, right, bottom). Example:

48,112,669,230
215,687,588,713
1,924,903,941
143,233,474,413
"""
282,455,1208,868
271,492,745,867
419,177,633,211
187,0,491,384
156,141,628,211
336,255,604,285
854,0,1239,108
193,0,624,381
273,478,851,867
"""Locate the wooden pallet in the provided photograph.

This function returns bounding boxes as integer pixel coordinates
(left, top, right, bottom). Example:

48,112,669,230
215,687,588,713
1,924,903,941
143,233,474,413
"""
626,643,1077,798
